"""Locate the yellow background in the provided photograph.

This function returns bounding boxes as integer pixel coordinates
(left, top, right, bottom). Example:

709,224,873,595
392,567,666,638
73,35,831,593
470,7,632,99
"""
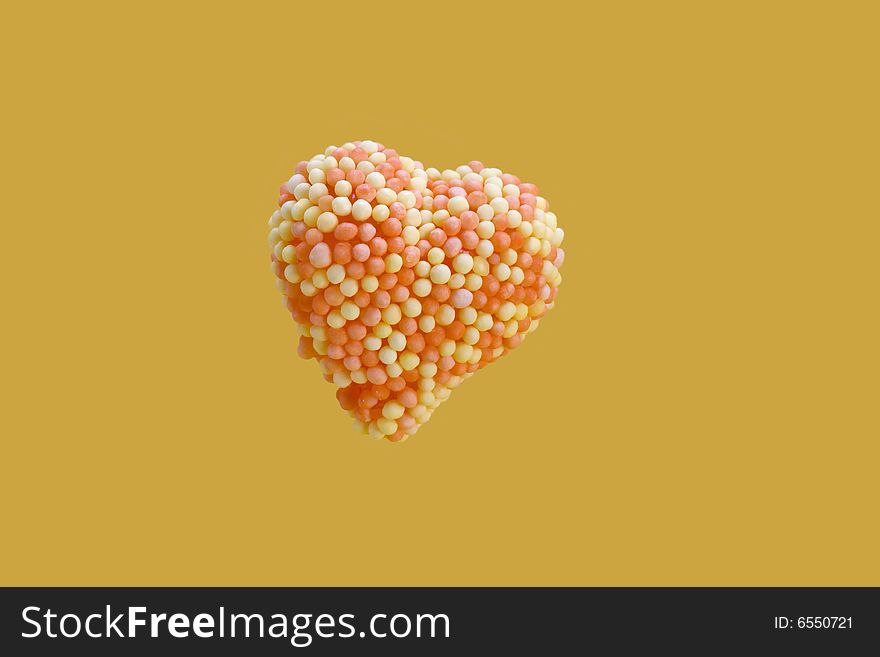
1,2,878,586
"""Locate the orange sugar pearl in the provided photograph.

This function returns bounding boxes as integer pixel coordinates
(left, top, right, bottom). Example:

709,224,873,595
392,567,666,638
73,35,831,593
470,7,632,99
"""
380,218,402,236
388,202,405,220
342,261,363,280
460,211,479,231
460,230,479,250
312,297,331,316
361,307,381,327
446,321,466,341
355,184,376,201
390,285,409,303
443,217,462,235
397,388,418,408
333,243,352,264
293,242,309,262
428,229,446,246
324,286,345,306
291,222,308,239
402,246,421,267
492,232,511,251
298,337,316,358
371,382,391,400
336,385,359,410
347,322,367,340
366,367,387,385
345,169,365,187
398,317,417,335
431,285,451,302
425,328,445,347
378,273,397,290
292,299,309,317
484,298,502,314
385,377,405,393
398,415,417,433
520,192,537,207
398,268,415,286
353,290,371,308
443,237,462,258
386,431,406,443
352,243,370,262
365,257,385,276
318,195,334,212
463,178,482,193
358,391,378,409
372,290,391,308
491,214,509,231
406,333,425,353
509,232,525,250
334,222,358,241
421,297,439,315
309,243,332,268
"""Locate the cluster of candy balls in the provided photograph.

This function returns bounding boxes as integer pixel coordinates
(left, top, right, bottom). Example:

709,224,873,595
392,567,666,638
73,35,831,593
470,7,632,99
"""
268,141,564,442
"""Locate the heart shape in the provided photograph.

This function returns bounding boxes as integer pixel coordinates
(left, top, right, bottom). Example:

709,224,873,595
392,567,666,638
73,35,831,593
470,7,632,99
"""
268,140,565,442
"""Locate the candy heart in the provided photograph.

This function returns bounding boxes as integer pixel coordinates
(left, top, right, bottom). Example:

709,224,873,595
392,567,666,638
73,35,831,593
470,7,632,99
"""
268,140,565,442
